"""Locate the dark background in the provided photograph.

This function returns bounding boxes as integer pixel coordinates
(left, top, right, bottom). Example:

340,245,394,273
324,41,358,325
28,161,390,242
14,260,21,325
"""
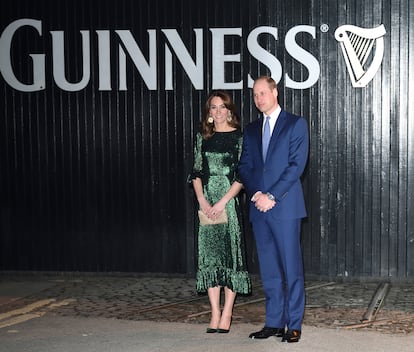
1,0,413,280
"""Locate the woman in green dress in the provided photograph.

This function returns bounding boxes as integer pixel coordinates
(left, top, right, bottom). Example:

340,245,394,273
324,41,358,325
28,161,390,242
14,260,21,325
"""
190,90,251,333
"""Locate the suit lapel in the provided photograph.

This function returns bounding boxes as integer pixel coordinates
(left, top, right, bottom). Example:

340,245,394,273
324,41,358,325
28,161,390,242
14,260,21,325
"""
255,115,264,156
266,110,287,157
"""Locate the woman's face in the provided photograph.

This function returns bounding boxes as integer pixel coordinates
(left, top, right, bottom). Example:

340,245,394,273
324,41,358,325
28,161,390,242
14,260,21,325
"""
209,96,229,126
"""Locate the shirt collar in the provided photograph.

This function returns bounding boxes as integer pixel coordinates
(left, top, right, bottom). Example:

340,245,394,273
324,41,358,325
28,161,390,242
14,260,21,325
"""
263,105,281,132
268,105,281,121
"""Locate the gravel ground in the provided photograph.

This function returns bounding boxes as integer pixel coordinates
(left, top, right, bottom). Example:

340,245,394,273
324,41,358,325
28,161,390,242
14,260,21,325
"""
1,275,413,335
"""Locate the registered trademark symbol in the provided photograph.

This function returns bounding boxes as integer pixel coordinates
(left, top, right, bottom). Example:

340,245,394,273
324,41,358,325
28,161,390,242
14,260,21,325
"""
320,24,329,33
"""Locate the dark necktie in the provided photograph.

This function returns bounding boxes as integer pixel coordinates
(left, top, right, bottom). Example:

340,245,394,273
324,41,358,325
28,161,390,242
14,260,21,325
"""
262,115,271,160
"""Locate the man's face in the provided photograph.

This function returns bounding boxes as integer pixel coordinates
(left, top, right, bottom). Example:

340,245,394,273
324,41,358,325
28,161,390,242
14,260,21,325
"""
253,79,278,116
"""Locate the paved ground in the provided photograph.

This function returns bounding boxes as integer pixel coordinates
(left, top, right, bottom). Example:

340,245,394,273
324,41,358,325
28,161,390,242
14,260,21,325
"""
0,273,414,351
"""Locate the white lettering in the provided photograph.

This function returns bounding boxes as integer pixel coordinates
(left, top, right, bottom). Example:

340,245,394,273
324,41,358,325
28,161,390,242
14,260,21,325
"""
51,30,90,91
116,30,157,90
162,29,203,90
285,25,320,89
210,28,242,90
0,19,45,91
0,19,322,92
247,26,282,87
96,30,111,90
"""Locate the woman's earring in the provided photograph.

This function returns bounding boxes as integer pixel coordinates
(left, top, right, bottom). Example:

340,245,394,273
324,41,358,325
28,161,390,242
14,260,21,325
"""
227,113,232,122
208,116,214,124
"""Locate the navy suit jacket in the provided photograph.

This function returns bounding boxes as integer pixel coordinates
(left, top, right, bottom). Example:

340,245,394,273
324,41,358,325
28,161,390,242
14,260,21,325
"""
238,110,309,221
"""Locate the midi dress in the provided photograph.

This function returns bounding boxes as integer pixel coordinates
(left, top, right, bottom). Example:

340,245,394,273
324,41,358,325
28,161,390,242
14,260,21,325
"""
190,130,251,294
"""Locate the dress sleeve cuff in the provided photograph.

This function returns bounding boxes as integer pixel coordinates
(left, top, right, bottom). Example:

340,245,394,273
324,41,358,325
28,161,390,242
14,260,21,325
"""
186,170,203,184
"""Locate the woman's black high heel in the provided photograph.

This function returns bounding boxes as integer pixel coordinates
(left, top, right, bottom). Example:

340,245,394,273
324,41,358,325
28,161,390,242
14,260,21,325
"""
217,316,232,333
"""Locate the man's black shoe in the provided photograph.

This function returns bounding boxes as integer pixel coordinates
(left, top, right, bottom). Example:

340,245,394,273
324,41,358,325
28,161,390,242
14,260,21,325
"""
281,329,301,343
249,327,285,339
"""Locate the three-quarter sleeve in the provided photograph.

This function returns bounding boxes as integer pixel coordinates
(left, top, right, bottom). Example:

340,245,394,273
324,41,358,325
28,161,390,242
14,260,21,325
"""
187,133,203,183
235,134,243,183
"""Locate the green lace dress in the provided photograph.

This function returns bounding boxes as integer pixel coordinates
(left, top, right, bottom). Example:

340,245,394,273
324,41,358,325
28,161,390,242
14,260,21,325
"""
190,130,251,294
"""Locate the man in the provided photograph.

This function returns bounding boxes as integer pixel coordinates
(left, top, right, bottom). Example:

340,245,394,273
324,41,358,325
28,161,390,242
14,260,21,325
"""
238,76,309,343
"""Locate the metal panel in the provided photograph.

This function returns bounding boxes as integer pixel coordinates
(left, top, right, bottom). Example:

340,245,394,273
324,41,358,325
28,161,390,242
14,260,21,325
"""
0,0,413,279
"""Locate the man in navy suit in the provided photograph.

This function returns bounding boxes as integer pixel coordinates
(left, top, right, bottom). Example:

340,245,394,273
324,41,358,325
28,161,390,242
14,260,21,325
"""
238,76,309,343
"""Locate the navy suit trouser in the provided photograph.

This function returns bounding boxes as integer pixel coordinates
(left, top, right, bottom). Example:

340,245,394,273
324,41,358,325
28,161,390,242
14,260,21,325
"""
252,215,305,330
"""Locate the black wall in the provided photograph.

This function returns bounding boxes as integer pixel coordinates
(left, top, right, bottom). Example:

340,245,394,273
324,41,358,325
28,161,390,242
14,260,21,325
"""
1,0,413,280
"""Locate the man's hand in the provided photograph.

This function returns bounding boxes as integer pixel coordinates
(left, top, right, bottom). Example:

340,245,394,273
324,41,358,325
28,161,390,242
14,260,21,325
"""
253,192,276,212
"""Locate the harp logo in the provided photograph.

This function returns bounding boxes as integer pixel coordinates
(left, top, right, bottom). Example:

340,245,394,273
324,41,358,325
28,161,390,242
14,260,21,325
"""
335,24,386,87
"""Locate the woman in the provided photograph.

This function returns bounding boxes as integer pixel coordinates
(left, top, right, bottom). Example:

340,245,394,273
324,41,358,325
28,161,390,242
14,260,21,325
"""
189,90,251,333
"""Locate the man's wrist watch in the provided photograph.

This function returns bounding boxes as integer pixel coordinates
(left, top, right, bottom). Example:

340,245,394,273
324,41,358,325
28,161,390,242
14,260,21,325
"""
266,192,275,201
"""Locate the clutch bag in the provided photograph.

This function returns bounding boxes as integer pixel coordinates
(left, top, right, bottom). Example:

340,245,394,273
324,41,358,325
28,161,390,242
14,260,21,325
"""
198,209,228,226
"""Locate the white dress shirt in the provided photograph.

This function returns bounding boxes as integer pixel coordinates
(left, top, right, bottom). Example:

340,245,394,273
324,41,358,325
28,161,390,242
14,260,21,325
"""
262,105,281,136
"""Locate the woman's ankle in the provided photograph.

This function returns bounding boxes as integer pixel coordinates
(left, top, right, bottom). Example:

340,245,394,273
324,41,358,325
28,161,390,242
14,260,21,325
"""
209,311,221,328
218,313,232,330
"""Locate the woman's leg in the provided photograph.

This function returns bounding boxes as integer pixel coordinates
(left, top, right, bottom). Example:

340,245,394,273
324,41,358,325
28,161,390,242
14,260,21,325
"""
219,286,236,330
207,286,221,329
